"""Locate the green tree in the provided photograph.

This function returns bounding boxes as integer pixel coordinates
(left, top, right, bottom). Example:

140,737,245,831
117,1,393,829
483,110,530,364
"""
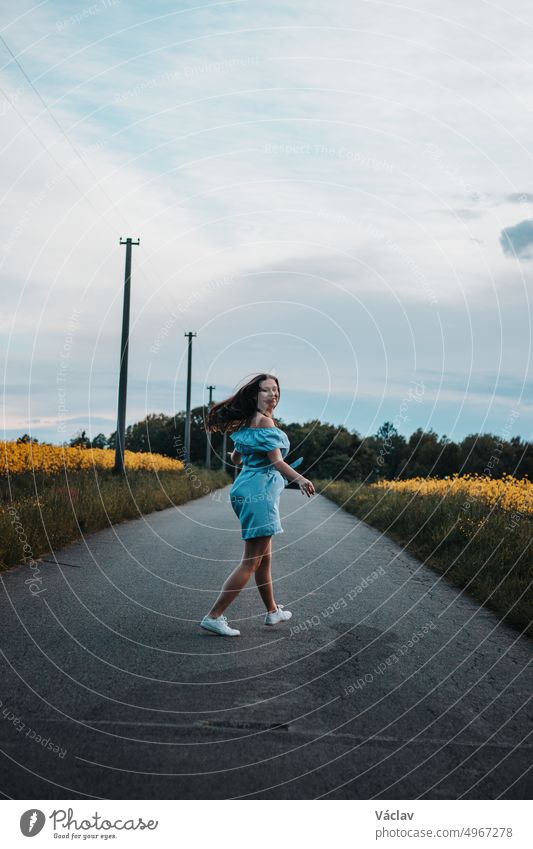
91,433,108,449
372,421,407,480
69,429,91,448
17,433,39,444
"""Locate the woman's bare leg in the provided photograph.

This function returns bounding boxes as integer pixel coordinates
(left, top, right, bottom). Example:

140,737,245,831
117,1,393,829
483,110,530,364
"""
207,535,272,618
255,538,276,613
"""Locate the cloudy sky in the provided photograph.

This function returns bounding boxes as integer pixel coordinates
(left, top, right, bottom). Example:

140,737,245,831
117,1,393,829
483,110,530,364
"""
1,0,531,445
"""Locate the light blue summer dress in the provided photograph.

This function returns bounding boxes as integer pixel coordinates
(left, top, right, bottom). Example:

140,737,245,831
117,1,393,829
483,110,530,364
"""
229,426,303,540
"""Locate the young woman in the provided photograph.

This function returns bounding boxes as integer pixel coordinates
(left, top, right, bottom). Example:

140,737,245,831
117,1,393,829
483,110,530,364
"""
200,373,316,637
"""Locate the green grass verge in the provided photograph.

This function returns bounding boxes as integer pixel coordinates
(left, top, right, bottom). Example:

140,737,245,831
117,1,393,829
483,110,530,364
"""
1,466,231,570
317,479,532,638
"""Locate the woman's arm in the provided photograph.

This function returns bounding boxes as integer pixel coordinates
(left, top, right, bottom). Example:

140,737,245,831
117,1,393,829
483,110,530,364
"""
267,448,307,483
229,449,242,465
266,448,315,496
266,448,302,482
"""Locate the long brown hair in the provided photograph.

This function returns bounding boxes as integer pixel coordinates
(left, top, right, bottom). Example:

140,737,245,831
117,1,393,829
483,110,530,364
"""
206,373,281,434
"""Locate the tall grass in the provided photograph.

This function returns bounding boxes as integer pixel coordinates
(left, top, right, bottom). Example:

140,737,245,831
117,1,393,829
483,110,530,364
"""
319,476,532,638
1,465,230,570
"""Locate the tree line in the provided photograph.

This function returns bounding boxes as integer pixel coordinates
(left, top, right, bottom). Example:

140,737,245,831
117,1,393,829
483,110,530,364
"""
16,410,532,481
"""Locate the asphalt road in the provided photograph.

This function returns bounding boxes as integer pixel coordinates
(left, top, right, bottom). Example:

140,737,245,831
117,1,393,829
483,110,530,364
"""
0,485,531,800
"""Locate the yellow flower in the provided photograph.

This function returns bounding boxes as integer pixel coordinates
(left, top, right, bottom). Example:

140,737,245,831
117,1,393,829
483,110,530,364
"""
1,442,184,475
371,473,532,514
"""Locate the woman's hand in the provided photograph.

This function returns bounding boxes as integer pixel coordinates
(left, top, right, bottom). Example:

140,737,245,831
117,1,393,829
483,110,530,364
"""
298,477,315,497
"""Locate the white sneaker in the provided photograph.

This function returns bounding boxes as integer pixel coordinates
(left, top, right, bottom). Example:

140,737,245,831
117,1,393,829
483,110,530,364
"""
200,614,241,636
265,604,292,626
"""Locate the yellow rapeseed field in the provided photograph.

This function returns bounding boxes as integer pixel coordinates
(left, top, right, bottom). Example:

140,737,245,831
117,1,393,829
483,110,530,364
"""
371,472,532,514
320,471,532,635
1,441,184,475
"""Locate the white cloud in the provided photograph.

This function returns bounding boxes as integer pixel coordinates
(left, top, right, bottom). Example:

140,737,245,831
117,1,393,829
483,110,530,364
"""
2,0,532,441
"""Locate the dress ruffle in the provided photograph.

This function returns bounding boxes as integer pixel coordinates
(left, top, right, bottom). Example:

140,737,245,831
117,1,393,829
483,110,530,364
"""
229,426,289,455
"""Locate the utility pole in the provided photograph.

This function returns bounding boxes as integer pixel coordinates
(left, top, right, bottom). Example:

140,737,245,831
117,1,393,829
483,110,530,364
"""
113,237,140,475
205,384,216,469
222,431,228,473
183,331,197,465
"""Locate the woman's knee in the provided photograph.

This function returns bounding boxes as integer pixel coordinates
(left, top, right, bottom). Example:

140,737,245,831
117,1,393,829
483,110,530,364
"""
241,551,263,573
244,536,271,558
257,550,271,571
250,554,268,573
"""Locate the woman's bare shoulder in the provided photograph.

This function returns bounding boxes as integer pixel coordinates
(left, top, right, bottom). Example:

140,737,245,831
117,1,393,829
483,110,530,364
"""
256,415,276,428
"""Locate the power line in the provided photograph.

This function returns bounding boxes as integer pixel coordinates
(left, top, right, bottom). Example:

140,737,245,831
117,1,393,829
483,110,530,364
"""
0,33,210,434
1,31,237,464
0,33,189,324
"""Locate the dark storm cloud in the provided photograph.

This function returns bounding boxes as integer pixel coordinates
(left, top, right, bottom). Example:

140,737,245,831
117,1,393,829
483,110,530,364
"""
500,220,533,258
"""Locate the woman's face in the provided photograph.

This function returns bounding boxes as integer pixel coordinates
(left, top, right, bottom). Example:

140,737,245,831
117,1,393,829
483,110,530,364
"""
257,379,279,412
